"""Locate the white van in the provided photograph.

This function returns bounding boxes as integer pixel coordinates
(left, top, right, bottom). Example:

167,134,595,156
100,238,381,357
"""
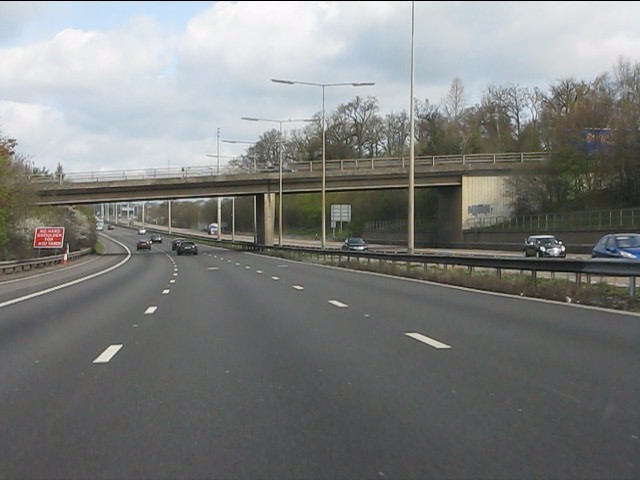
208,223,219,235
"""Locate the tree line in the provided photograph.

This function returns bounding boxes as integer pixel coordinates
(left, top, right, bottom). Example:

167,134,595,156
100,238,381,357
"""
0,136,95,260
229,56,640,219
2,56,639,256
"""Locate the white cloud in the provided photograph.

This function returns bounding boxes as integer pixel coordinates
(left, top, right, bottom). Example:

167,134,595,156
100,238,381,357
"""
0,1,639,174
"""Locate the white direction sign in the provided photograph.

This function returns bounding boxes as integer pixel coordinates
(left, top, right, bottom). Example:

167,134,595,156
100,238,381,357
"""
331,204,351,222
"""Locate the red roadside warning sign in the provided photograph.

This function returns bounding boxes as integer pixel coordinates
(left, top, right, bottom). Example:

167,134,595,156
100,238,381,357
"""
33,227,65,249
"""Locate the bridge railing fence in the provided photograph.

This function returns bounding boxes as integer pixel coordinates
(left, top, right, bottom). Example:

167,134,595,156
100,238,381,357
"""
465,207,640,231
31,151,550,184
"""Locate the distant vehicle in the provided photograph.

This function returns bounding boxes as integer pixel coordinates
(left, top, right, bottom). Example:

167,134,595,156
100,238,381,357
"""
136,239,152,251
107,224,115,230
341,237,369,252
523,234,566,258
177,241,198,256
171,238,186,251
208,223,219,236
592,233,640,260
150,233,162,243
138,227,147,235
96,220,104,231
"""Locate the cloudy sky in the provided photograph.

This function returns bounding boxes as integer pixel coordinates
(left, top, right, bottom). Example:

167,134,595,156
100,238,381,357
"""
1,1,639,175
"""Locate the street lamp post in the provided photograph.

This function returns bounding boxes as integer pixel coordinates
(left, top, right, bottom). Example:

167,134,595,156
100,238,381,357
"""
216,128,220,175
220,140,258,172
408,0,416,254
272,79,374,249
241,116,314,246
216,128,221,240
222,139,258,242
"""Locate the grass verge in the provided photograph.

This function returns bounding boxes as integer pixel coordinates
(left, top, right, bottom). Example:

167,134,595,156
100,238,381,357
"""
280,252,640,314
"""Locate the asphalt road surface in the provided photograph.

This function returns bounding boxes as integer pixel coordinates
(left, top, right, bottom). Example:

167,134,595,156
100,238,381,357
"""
0,229,638,479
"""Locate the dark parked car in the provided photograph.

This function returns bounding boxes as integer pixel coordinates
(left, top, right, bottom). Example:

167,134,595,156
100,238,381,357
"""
592,233,640,260
150,233,162,243
341,237,369,252
107,224,115,230
136,239,152,251
523,234,566,258
177,241,198,256
171,238,186,251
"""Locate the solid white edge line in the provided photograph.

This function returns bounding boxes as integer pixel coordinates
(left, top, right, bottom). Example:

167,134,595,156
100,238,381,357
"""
241,251,640,318
0,237,132,309
0,255,102,286
405,332,452,350
93,344,123,363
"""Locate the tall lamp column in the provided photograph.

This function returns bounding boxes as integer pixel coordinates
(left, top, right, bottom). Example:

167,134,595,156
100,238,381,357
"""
241,116,314,246
271,79,374,248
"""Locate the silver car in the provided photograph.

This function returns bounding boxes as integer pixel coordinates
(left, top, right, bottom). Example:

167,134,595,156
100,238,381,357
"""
342,237,369,252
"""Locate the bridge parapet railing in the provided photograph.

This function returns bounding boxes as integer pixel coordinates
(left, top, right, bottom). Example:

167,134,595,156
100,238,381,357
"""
32,151,550,184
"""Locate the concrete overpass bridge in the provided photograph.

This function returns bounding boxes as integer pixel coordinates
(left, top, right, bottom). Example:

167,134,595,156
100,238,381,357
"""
34,152,549,245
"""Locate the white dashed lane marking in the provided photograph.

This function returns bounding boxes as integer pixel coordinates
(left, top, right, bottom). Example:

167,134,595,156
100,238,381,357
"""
144,306,158,315
93,344,123,364
328,300,348,308
405,332,452,350
162,289,170,295
292,285,304,291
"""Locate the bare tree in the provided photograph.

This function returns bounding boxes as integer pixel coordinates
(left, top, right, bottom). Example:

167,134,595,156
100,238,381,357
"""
414,99,444,155
442,76,468,123
544,78,591,118
380,111,409,157
330,95,381,158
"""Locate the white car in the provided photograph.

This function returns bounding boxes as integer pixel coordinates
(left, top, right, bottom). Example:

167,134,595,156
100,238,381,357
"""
138,227,147,234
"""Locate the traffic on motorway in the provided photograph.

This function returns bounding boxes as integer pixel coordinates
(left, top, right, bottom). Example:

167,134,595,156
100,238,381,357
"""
0,224,638,479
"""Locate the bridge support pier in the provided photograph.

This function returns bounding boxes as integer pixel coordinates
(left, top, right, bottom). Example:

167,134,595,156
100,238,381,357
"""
436,175,513,247
255,193,276,245
437,186,463,247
